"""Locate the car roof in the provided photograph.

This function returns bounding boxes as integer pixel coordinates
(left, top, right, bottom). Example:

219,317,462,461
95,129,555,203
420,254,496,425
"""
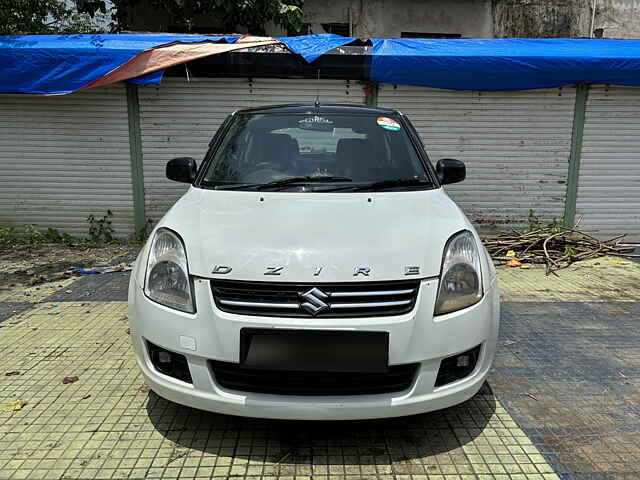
234,104,401,115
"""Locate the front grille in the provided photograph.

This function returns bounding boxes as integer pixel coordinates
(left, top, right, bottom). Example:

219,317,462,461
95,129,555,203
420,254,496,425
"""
210,279,420,317
210,361,419,395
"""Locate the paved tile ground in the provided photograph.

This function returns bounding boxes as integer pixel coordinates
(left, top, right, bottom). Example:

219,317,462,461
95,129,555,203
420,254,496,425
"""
497,258,640,302
0,301,558,480
0,259,639,480
44,272,130,303
0,277,76,304
0,302,32,324
491,302,640,480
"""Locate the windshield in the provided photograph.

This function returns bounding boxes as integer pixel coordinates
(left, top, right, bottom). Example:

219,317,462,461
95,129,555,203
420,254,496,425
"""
200,112,432,191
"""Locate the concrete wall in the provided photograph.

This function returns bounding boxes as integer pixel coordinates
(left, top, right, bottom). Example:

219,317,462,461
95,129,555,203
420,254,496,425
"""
594,0,640,38
126,0,640,40
493,0,640,39
301,0,493,38
298,0,640,39
126,0,493,37
493,0,591,37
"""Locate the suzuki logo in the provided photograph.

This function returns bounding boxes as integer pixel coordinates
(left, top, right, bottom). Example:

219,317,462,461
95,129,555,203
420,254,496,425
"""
299,287,330,316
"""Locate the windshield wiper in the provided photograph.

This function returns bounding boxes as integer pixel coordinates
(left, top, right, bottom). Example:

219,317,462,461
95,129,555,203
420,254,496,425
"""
351,178,431,191
209,176,352,191
206,182,259,190
255,176,352,190
317,178,431,192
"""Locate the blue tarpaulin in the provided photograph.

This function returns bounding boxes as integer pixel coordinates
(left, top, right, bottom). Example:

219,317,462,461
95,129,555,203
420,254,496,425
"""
370,38,640,91
0,34,239,94
4,34,640,94
277,34,356,62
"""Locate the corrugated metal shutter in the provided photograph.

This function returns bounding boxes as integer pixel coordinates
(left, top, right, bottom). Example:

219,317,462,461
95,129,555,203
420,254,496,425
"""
378,85,575,232
577,85,640,241
139,77,365,219
0,85,133,236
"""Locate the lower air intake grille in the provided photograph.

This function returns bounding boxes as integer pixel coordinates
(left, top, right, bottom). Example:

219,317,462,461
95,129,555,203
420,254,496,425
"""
210,362,419,396
211,279,420,317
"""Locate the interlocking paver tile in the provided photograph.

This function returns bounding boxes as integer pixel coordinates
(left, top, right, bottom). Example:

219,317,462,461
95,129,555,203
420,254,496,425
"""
0,301,559,480
0,301,33,324
491,301,640,479
495,257,640,302
43,272,130,303
0,277,77,304
3,261,639,480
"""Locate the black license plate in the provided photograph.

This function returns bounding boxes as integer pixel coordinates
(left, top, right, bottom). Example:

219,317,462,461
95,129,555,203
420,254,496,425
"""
240,329,389,373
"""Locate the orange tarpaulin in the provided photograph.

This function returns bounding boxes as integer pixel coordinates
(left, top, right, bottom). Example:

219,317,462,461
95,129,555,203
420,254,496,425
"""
82,36,280,90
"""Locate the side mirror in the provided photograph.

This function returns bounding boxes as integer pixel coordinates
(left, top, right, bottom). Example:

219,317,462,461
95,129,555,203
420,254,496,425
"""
436,158,466,185
166,157,197,184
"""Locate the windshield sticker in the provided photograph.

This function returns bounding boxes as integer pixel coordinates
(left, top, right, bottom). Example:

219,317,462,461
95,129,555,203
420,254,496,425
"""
377,117,401,131
298,115,334,126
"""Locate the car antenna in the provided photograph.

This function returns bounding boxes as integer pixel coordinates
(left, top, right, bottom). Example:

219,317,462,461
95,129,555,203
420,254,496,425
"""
314,69,320,110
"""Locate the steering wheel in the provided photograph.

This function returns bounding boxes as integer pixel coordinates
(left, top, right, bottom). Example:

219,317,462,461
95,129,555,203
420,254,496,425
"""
251,162,275,172
244,167,287,183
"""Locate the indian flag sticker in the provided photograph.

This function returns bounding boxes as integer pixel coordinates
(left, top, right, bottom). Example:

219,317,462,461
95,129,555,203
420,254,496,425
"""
377,116,401,131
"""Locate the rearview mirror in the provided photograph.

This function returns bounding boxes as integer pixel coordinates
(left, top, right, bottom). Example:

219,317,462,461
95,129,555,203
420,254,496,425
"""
436,158,466,185
166,157,197,184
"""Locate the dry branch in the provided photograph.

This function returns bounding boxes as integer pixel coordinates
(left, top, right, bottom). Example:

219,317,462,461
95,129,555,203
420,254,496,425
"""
482,224,637,274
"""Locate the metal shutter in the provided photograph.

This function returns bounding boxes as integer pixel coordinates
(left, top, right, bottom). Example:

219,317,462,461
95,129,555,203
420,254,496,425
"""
378,85,576,233
576,85,640,241
139,77,364,220
0,86,133,236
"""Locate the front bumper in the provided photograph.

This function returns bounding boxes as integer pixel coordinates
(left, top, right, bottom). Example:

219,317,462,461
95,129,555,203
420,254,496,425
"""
128,276,499,420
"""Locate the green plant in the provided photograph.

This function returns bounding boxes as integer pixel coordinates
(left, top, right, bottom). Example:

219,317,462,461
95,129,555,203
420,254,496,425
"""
0,224,77,245
130,218,155,245
526,209,562,234
110,0,303,34
86,210,116,244
526,209,543,232
0,226,20,245
22,224,46,243
43,227,77,245
0,0,108,34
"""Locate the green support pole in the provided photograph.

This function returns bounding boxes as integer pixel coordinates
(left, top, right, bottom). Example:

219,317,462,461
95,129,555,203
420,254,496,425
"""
364,81,379,107
126,83,146,234
563,83,589,227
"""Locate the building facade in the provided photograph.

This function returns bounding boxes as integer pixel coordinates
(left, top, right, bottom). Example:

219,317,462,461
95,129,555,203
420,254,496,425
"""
2,73,639,240
129,0,640,39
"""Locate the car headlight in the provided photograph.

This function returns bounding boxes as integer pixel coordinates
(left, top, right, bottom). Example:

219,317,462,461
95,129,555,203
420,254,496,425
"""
434,230,483,315
144,228,195,313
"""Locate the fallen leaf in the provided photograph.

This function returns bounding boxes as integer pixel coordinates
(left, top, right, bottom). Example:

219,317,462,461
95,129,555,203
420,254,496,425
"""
611,259,629,265
506,250,516,257
65,290,72,294
62,376,79,384
506,259,522,267
519,265,531,269
3,400,28,412
525,392,537,401
137,384,151,393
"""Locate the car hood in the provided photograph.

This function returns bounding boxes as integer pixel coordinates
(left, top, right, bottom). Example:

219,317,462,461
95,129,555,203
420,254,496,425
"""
154,187,471,283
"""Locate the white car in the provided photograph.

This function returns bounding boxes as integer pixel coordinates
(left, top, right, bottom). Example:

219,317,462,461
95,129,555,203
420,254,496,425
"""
128,104,500,420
